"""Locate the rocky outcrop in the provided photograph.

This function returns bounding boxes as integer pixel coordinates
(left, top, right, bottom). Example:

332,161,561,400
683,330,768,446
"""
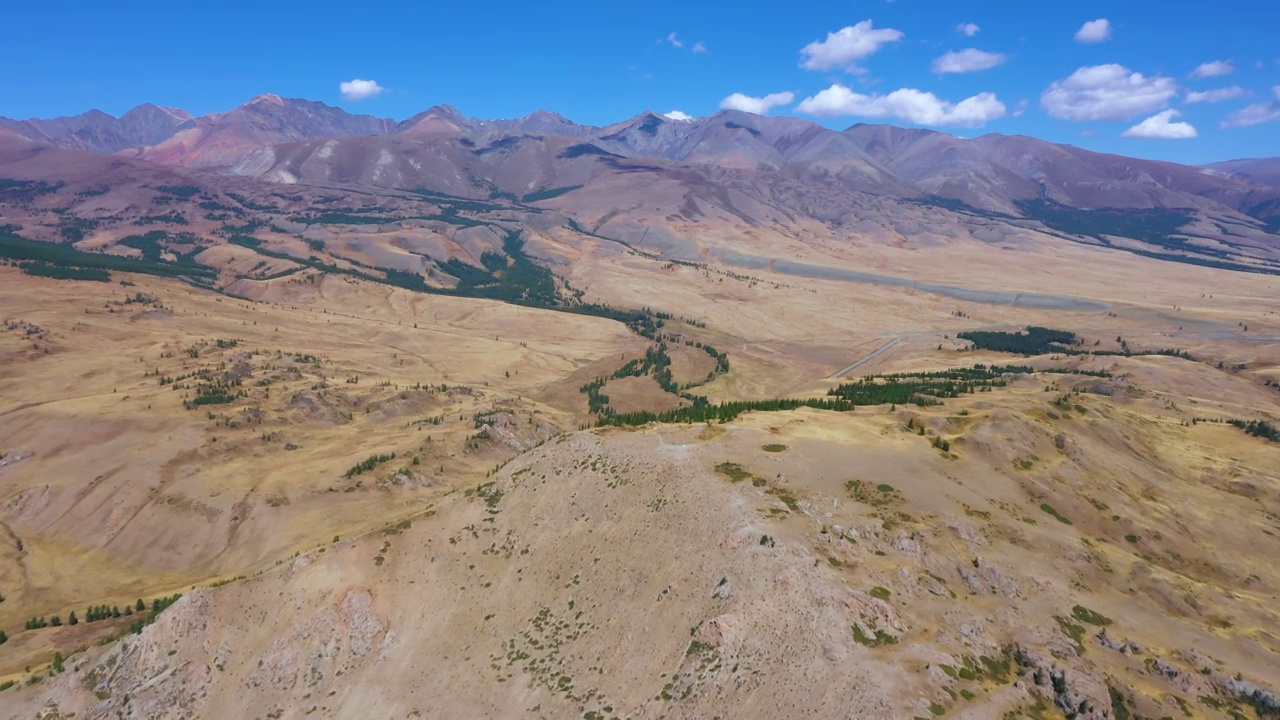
1016,646,1111,720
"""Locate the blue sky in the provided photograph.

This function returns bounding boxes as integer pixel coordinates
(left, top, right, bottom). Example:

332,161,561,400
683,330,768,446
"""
3,0,1278,164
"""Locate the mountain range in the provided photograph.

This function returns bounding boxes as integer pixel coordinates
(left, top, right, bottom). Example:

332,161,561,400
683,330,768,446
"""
3,94,1280,275
0,103,193,153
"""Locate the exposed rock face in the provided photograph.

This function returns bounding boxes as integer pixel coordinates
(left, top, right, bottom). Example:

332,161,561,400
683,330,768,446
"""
249,589,385,691
1217,677,1280,714
472,411,560,452
288,391,349,425
1150,656,1195,692
958,560,1019,597
843,591,907,642
73,592,217,717
1016,647,1111,720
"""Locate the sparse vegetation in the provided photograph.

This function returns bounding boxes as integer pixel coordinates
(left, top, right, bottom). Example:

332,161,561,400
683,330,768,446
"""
345,453,396,478
714,462,755,483
1228,418,1280,442
845,479,900,507
1108,685,1132,720
851,624,898,647
1071,605,1112,627
1054,615,1087,654
521,185,583,203
1040,503,1073,525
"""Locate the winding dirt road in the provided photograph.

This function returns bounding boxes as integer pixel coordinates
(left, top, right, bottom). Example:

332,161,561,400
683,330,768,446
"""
828,337,901,380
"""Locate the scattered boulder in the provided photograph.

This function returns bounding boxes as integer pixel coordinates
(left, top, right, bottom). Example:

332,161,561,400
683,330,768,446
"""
957,560,1018,597
1149,656,1194,692
694,614,736,648
1216,676,1280,714
1018,646,1111,720
843,591,906,642
1095,631,1144,657
470,411,559,452
1086,382,1116,396
289,391,348,425
947,520,988,548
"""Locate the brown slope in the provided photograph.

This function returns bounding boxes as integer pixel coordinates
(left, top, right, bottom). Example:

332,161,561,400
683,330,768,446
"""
6,397,1280,719
1204,157,1280,188
0,132,206,188
221,121,1280,273
229,131,673,203
844,123,1280,218
393,104,472,139
0,130,578,295
0,134,455,270
230,109,915,231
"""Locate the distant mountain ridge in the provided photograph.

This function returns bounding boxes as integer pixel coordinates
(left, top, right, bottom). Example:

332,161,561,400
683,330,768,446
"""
1,95,395,167
117,95,396,168
0,103,193,153
5,96,1277,213
3,96,1280,274
6,96,1273,192
1203,158,1280,189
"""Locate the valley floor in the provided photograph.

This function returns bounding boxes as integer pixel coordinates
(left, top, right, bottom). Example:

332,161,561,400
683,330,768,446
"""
1,230,1278,718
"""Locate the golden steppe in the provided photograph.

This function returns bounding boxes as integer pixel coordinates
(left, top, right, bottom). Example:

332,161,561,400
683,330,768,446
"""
1,223,1279,718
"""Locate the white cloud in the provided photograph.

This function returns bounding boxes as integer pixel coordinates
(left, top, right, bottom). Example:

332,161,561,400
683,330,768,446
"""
719,91,795,115
1013,99,1029,117
800,20,903,72
1186,86,1248,103
956,23,980,37
1074,18,1111,43
1190,60,1233,78
1222,86,1280,127
663,110,694,121
796,85,1006,127
663,33,706,53
1122,110,1198,139
1041,64,1177,121
932,48,1008,74
339,79,386,102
